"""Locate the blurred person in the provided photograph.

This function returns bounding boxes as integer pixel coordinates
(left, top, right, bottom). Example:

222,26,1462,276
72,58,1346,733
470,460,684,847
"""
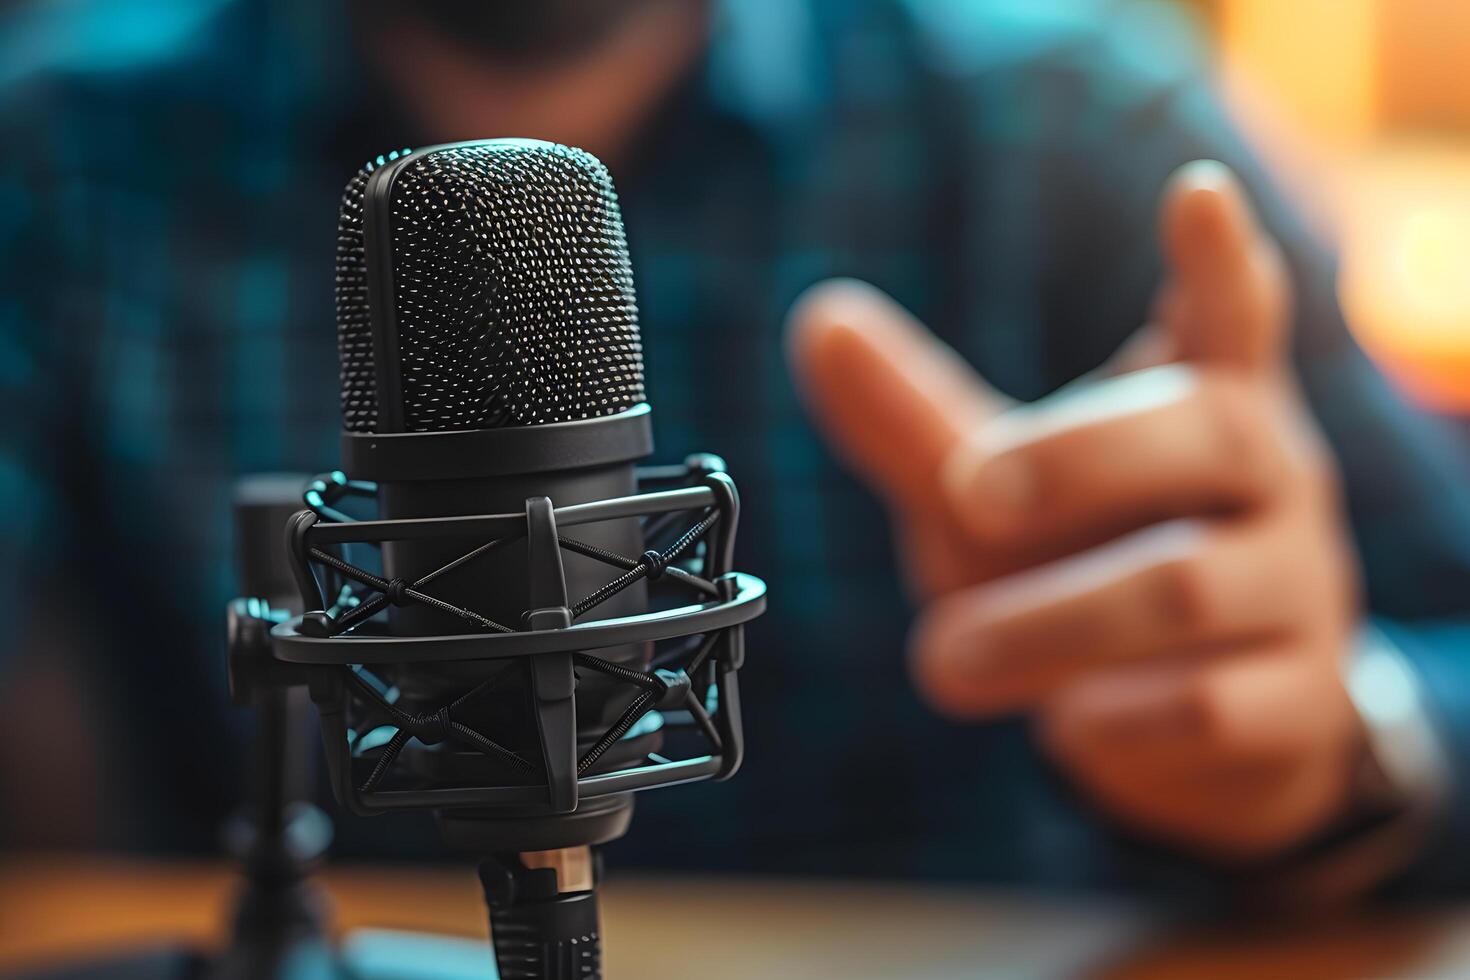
2,0,1469,908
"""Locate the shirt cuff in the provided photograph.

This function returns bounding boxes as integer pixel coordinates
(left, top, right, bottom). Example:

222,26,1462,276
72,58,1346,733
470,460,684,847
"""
1249,624,1451,907
1346,622,1453,816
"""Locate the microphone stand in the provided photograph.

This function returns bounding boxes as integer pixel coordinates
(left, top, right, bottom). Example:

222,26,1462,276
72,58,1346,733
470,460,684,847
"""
211,476,345,980
258,460,763,980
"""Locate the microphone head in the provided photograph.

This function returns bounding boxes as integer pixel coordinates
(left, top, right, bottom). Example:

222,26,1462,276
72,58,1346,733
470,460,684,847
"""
335,139,646,434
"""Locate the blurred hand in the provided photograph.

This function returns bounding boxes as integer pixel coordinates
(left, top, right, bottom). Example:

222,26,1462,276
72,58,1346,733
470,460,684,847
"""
787,162,1365,861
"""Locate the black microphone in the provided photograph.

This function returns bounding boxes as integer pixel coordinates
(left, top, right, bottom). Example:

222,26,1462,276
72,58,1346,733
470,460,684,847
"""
334,140,662,795
252,139,766,980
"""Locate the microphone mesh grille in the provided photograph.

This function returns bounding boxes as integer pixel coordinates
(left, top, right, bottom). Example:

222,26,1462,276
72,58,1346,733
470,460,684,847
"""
336,162,378,431
335,141,645,433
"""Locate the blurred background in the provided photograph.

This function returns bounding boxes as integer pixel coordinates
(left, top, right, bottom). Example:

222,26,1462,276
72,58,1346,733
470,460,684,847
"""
2,0,1470,975
2,0,1469,863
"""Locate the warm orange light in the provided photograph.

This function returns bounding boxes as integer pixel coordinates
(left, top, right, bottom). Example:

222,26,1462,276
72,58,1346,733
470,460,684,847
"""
1218,0,1377,147
1338,148,1470,410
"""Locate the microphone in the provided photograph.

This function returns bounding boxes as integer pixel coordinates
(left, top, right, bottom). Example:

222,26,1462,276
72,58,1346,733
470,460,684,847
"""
246,139,765,979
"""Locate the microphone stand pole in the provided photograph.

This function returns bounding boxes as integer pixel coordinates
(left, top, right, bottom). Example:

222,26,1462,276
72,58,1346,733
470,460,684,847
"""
435,791,635,980
479,847,602,980
215,598,340,980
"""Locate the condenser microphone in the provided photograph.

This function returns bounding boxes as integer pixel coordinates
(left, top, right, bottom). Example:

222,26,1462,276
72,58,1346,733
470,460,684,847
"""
254,139,766,980
334,140,664,801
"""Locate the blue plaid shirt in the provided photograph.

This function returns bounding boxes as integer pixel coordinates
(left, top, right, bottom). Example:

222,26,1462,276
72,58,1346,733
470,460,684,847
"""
5,0,1470,894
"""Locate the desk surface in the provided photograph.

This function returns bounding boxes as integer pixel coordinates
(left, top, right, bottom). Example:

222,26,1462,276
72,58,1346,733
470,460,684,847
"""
3,856,1469,979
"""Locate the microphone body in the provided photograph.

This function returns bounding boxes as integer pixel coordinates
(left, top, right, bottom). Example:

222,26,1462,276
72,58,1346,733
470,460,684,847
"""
379,465,643,637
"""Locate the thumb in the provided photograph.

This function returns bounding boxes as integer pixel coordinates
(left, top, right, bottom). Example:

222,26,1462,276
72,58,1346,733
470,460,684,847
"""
1156,161,1292,372
786,278,1008,514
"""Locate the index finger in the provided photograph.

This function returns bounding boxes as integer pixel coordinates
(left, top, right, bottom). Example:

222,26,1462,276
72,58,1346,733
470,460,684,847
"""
786,278,1006,512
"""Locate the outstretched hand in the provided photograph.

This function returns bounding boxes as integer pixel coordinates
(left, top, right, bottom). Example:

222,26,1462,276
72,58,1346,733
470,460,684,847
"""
787,162,1365,860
